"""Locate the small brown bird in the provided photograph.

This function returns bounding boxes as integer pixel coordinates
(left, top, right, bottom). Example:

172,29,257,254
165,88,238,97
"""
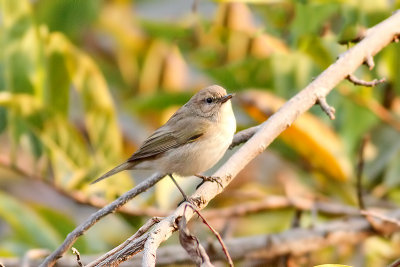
92,85,236,196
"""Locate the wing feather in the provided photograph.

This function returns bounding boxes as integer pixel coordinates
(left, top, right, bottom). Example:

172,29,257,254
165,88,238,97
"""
128,113,208,162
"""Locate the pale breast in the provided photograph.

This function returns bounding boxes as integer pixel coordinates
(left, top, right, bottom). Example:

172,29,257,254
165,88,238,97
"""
135,100,236,176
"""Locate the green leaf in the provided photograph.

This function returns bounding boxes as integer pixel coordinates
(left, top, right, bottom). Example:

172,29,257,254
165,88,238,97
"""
45,51,70,116
290,2,339,46
31,204,87,252
125,91,192,112
0,192,61,250
365,124,400,183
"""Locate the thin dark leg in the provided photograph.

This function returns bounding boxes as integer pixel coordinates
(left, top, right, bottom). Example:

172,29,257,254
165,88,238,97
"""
169,174,189,201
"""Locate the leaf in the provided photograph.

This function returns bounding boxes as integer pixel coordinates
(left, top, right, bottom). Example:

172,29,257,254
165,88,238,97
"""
364,124,400,183
290,2,339,46
239,90,352,181
0,192,61,250
31,204,87,252
35,0,100,41
178,216,213,267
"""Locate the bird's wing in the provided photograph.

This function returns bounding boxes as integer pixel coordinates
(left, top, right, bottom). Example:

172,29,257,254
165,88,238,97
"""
128,116,208,162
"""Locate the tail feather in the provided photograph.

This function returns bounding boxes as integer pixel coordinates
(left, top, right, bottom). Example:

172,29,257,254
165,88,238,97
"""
91,161,133,184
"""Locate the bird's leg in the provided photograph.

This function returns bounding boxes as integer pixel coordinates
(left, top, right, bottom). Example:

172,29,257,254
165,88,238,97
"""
195,174,223,189
168,174,190,202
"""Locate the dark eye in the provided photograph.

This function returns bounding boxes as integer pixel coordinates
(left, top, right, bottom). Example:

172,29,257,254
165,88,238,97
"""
206,97,213,104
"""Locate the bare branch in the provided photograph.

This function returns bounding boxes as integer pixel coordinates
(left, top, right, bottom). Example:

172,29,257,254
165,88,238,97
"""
361,210,400,228
40,173,166,267
86,217,162,267
346,74,386,87
178,210,214,267
389,257,400,267
202,196,359,219
188,205,233,266
316,95,336,120
90,210,400,266
229,125,260,149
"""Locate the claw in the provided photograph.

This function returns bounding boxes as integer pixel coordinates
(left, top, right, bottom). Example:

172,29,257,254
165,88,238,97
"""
195,174,223,189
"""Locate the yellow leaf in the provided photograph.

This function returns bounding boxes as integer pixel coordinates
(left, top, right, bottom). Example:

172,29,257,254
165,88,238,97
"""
239,90,352,181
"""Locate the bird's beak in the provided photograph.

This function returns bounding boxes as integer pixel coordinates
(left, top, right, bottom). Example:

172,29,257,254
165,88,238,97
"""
219,94,233,103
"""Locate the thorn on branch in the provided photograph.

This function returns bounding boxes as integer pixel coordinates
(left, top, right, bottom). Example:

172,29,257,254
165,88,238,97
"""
72,247,83,267
347,74,386,87
316,96,336,120
364,54,375,70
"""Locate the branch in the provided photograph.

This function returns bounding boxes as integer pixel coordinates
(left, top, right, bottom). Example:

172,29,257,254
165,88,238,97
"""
40,173,166,267
86,217,162,267
346,74,386,87
316,94,336,120
89,10,400,267
188,205,233,266
17,209,400,266
202,195,359,219
229,125,260,149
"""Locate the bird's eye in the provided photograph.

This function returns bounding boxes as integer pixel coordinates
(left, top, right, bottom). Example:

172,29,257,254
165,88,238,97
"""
206,97,213,104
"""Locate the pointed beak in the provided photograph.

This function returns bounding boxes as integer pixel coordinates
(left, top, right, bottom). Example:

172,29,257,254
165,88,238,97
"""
219,93,233,103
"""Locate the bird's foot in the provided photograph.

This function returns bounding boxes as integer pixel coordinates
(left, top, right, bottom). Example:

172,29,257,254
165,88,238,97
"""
195,174,223,189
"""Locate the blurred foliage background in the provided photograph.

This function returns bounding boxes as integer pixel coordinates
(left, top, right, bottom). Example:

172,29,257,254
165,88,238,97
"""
1,0,400,266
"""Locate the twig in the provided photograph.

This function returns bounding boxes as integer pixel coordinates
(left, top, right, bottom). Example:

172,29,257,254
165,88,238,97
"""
360,210,400,227
5,210,400,266
316,95,336,120
40,173,166,267
86,217,162,267
178,206,214,267
71,248,83,267
388,257,400,267
229,125,260,149
346,74,386,87
202,195,359,219
186,204,234,267
356,134,369,210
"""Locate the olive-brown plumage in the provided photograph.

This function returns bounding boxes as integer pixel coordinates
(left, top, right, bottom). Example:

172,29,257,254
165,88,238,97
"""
92,85,236,184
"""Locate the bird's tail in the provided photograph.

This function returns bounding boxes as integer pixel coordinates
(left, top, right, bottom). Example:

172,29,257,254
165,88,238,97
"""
91,161,133,184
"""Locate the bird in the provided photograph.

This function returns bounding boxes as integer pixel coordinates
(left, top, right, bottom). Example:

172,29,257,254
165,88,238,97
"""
91,85,236,198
